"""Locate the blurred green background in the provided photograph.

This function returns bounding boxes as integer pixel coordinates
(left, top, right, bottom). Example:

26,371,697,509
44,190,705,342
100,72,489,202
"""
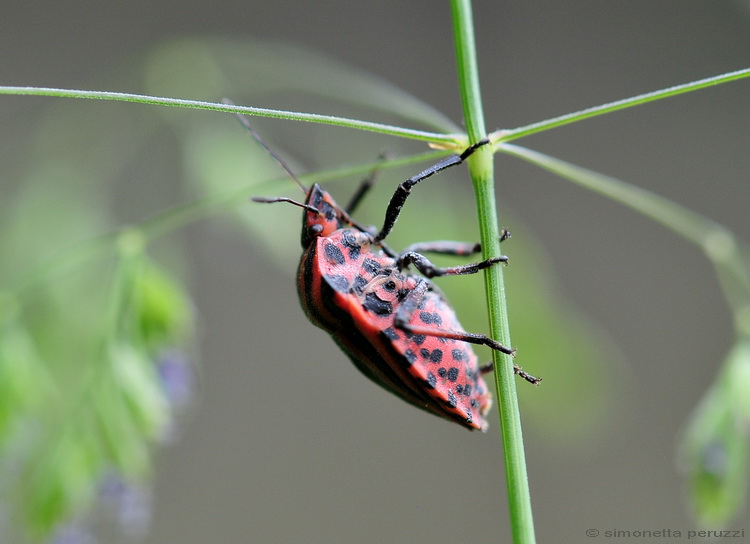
1,2,749,543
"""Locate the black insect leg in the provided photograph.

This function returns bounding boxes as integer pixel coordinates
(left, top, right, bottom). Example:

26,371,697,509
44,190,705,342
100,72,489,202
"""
393,279,515,356
344,152,390,215
398,251,507,278
373,138,490,243
401,228,511,259
479,361,542,385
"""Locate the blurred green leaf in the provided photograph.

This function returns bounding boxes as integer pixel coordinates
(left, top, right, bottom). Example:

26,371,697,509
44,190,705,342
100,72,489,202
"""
94,375,152,479
0,106,193,539
128,256,191,354
679,339,750,527
0,321,56,452
22,420,104,539
110,343,170,446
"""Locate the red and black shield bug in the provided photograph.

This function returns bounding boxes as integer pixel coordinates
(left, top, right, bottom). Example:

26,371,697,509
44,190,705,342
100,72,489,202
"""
240,117,540,431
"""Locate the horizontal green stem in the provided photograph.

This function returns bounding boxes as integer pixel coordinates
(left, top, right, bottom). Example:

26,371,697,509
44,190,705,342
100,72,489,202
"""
492,68,750,143
0,86,459,145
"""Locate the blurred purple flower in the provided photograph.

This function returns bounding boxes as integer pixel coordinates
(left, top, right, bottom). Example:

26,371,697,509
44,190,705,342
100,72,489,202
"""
51,522,95,544
156,350,194,409
98,472,152,538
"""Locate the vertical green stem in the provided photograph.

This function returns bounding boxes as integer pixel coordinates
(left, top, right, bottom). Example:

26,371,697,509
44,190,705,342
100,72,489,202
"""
450,2,536,543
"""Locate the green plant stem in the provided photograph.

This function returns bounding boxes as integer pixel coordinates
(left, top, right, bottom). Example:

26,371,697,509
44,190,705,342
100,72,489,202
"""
0,86,458,145
451,2,536,543
492,67,750,143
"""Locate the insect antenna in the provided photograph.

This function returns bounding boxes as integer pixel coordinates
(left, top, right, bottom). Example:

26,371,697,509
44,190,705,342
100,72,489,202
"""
251,196,320,214
223,99,308,194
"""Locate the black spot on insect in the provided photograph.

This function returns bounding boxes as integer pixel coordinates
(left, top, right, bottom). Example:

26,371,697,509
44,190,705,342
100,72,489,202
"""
325,243,346,265
324,274,350,293
363,292,392,315
456,384,464,394
352,275,368,295
437,367,447,378
419,311,434,324
419,312,441,325
362,258,380,275
420,348,431,359
404,349,417,365
396,288,409,302
430,349,443,364
426,372,437,389
383,280,397,292
417,298,428,310
310,191,323,207
470,398,478,408
341,231,361,260
446,366,458,381
447,390,457,407
411,334,426,346
318,201,337,223
382,327,399,341
462,384,472,396
452,348,465,362
465,410,473,423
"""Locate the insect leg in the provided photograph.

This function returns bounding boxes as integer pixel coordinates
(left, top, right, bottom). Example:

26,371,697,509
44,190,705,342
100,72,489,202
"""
397,251,507,278
401,229,511,258
479,361,542,385
393,279,515,356
344,152,390,215
373,138,490,243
